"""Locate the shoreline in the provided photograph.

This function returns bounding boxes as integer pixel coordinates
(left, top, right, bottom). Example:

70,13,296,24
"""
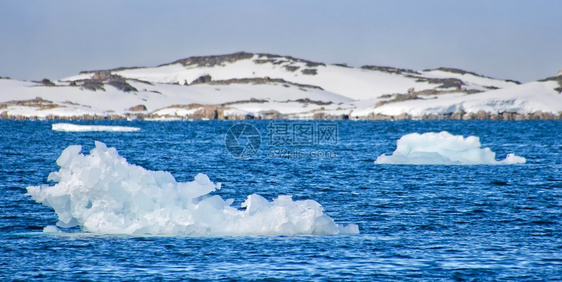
1,111,561,121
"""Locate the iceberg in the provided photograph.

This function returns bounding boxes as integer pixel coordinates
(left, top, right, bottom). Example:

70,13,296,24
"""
375,131,526,165
52,123,140,132
26,142,358,236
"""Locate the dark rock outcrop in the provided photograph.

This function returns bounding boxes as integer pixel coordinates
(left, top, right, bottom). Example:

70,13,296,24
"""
0,97,62,110
168,52,255,67
424,67,521,85
222,98,268,106
107,80,138,92
254,53,326,67
73,72,138,93
415,77,464,89
165,52,326,68
361,65,420,75
287,98,332,106
81,80,105,91
198,77,323,90
301,69,317,75
376,94,421,107
190,74,212,85
284,65,299,72
40,78,55,87
128,104,147,112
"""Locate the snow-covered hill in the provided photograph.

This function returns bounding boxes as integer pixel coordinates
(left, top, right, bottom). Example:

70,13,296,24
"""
1,52,561,120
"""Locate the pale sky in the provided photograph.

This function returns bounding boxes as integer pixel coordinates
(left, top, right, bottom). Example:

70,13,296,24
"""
1,0,561,82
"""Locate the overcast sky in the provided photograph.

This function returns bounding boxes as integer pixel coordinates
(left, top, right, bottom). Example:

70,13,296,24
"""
1,0,560,82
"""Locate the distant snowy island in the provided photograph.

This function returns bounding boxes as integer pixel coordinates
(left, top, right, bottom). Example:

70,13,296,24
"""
1,52,561,120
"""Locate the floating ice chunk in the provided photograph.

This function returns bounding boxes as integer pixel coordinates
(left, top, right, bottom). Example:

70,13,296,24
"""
375,131,526,165
56,145,82,167
26,142,358,236
52,123,140,132
43,225,62,233
502,153,527,164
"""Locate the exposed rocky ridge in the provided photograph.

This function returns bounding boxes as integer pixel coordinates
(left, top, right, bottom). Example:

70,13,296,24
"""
190,74,212,84
375,81,481,108
163,51,326,68
39,78,56,87
425,67,521,85
167,52,255,67
361,65,420,75
360,65,518,89
413,77,465,89
281,98,332,106
107,80,138,92
79,66,145,75
189,75,323,90
0,97,62,110
70,71,140,92
75,52,325,74
222,98,269,106
81,80,105,91
253,53,326,67
426,67,486,77
375,94,421,107
128,104,147,112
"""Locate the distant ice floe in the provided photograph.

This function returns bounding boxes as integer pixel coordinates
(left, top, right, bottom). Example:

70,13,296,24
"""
52,123,140,132
375,131,526,165
27,142,358,236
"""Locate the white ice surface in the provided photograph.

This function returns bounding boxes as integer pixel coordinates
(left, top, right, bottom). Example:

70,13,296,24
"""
375,131,526,165
52,123,140,132
26,142,359,236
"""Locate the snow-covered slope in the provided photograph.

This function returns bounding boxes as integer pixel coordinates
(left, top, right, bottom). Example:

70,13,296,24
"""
1,52,561,120
371,80,562,118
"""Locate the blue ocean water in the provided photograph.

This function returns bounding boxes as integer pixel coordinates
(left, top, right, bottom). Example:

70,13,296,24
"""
1,120,561,280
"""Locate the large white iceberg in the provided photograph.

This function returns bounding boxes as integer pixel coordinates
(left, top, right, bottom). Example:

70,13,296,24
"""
52,123,140,132
375,131,526,165
27,142,358,236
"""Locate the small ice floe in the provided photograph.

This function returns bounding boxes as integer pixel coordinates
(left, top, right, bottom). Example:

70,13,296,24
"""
375,131,526,165
52,123,140,132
